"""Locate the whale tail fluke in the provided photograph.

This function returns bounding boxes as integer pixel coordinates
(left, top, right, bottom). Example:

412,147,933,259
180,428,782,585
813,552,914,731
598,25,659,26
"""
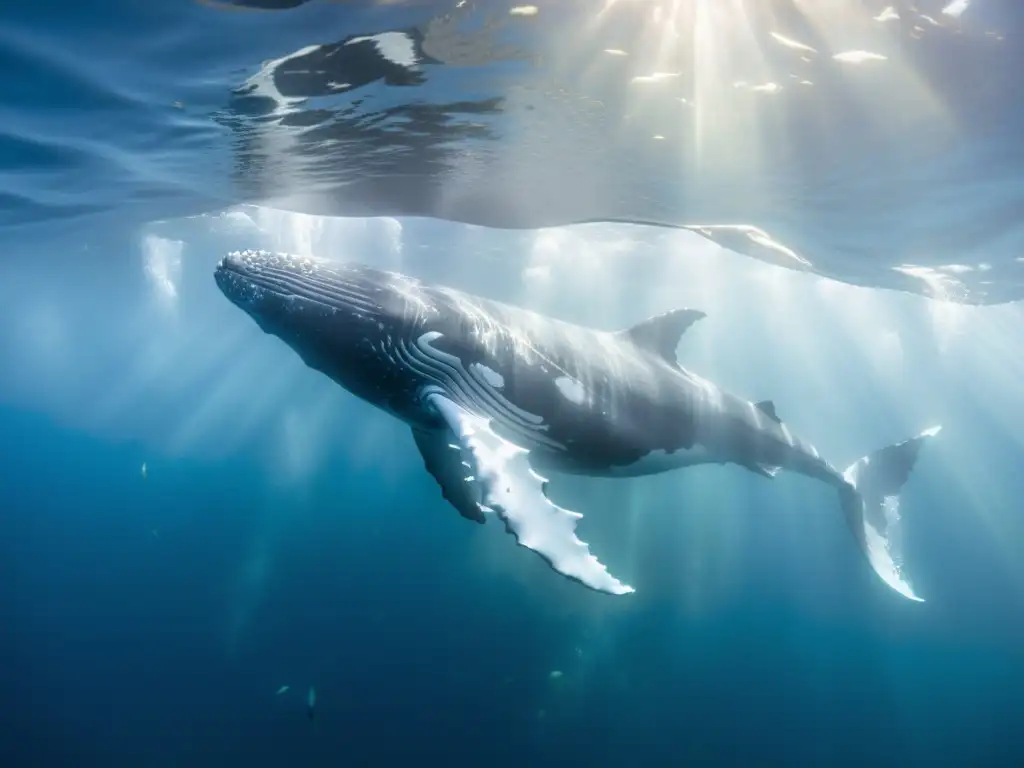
839,426,942,602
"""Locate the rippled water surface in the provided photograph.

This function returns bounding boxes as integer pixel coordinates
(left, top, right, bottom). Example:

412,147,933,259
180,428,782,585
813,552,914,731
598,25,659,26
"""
3,0,1024,301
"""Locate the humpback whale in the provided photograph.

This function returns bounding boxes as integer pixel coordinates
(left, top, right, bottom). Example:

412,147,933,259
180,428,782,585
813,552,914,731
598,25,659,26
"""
215,250,940,601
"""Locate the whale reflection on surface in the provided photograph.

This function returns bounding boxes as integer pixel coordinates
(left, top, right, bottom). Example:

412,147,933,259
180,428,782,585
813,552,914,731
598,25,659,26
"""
210,0,1024,304
3,0,1024,303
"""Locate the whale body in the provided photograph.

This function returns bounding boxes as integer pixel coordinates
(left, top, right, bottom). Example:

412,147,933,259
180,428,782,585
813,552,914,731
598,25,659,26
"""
215,250,940,601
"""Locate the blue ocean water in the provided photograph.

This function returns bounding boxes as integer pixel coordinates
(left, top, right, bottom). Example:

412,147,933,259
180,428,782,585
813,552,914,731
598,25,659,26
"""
2,1,1024,765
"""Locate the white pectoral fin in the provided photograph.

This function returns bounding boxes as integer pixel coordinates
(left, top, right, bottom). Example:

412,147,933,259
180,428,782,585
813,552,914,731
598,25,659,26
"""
412,426,486,523
426,392,634,596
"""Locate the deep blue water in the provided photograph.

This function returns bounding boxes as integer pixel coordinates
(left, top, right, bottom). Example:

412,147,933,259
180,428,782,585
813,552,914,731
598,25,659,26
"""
4,388,1024,765
3,1,1024,766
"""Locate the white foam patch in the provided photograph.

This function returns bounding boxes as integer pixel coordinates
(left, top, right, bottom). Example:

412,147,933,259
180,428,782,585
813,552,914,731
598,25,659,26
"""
380,217,405,267
216,209,261,232
471,362,504,389
248,208,404,264
142,235,183,311
554,376,587,405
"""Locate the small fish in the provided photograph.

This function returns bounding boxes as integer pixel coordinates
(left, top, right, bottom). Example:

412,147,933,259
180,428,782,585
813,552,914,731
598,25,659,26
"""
307,686,316,721
140,462,148,480
549,670,563,680
275,685,289,695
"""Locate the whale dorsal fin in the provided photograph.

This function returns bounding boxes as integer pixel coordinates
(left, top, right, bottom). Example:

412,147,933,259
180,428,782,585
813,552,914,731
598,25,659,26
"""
620,309,706,364
755,400,781,423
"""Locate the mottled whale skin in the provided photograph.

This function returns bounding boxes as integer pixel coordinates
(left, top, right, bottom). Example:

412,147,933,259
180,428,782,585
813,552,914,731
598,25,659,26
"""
215,250,940,601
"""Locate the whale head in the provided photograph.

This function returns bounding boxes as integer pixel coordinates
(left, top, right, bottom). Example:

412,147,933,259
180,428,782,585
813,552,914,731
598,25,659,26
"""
214,249,421,410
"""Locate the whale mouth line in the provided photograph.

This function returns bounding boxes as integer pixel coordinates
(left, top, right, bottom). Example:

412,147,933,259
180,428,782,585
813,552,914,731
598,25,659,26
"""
214,257,293,310
215,256,288,298
214,252,382,316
